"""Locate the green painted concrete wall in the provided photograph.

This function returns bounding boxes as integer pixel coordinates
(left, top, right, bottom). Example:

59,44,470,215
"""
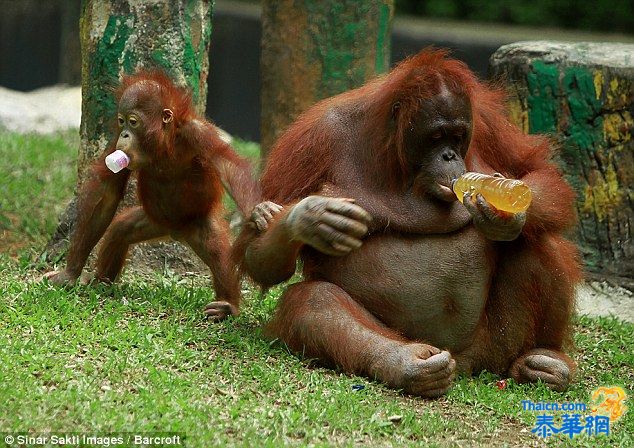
491,42,633,280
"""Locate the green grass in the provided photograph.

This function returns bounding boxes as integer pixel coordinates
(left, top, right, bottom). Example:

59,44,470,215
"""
0,129,632,447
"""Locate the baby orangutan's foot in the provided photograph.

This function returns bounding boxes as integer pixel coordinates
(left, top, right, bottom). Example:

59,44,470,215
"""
41,269,79,286
204,301,238,322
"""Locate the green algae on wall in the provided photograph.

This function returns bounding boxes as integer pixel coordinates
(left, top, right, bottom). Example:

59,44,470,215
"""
490,42,634,279
84,14,134,140
302,0,391,99
526,61,559,134
260,0,394,153
375,2,391,74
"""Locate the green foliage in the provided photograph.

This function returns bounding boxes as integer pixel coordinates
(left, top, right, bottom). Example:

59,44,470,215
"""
395,0,633,33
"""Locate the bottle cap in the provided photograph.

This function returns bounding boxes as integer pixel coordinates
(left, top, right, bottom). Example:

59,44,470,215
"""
105,150,130,173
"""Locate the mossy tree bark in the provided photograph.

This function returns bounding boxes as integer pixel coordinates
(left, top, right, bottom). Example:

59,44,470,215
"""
260,0,394,155
490,42,634,282
78,0,213,182
45,0,214,274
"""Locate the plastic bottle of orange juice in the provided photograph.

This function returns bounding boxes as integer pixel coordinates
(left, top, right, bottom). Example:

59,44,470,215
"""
453,172,532,213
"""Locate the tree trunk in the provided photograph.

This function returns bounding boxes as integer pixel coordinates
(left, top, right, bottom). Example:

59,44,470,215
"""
489,42,634,283
59,0,82,85
260,0,394,155
45,0,214,274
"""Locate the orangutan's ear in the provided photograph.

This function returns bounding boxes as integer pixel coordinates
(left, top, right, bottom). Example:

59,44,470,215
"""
162,108,174,124
391,101,401,119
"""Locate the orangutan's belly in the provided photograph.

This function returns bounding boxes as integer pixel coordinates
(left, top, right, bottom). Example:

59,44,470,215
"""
311,226,493,352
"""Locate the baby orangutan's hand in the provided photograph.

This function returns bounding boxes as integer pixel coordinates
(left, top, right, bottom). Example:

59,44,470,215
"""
250,201,284,232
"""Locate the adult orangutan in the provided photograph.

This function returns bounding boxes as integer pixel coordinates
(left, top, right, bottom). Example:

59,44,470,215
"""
238,49,582,396
44,70,276,321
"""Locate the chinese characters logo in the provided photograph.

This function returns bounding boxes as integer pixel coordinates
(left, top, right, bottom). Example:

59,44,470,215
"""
525,386,627,440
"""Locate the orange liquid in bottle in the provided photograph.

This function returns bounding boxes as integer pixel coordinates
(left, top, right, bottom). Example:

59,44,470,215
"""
452,172,532,213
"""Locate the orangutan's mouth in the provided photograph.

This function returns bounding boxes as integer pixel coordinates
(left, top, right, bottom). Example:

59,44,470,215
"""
435,182,457,202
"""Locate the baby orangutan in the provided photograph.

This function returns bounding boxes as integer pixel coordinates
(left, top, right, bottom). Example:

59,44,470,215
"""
45,70,277,321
